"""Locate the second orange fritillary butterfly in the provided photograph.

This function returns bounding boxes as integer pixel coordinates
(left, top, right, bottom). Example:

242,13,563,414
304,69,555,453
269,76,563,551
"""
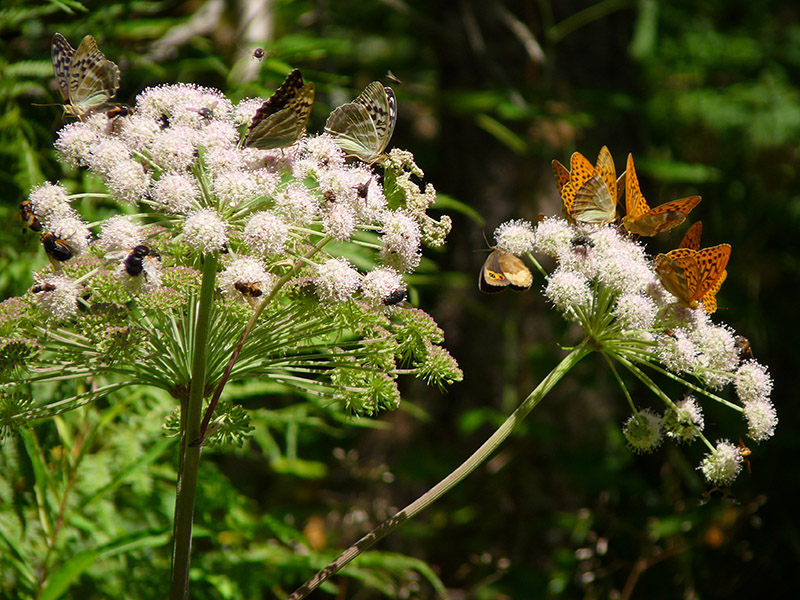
622,154,701,236
653,243,730,313
678,221,703,250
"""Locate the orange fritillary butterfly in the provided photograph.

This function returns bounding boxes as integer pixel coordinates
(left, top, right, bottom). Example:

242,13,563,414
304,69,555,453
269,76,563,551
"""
653,244,730,313
622,153,701,236
678,221,703,250
554,146,623,225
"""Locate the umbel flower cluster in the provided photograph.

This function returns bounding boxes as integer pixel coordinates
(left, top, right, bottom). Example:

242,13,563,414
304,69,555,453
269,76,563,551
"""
0,81,460,441
485,148,776,487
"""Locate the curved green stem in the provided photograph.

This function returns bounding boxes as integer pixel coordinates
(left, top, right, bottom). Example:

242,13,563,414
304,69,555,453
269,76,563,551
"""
170,252,218,600
603,352,636,414
286,339,593,600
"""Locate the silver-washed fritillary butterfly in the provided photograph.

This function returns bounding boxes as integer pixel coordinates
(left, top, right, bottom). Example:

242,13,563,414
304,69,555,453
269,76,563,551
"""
654,243,730,313
553,146,624,225
244,69,315,149
51,33,120,118
622,153,701,236
324,82,397,164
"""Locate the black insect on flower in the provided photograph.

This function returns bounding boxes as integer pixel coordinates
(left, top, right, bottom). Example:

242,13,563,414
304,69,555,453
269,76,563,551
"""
383,288,407,306
355,179,371,199
41,232,77,263
123,245,159,277
234,281,263,298
20,201,42,232
30,282,56,294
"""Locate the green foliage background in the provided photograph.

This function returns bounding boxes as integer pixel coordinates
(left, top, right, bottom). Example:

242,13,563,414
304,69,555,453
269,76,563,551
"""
1,0,798,597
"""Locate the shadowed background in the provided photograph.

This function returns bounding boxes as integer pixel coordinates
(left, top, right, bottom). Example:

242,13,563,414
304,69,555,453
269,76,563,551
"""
1,0,797,597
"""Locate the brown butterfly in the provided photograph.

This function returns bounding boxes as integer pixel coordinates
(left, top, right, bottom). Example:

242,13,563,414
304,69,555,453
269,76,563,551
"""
479,249,533,293
622,154,701,236
653,244,730,313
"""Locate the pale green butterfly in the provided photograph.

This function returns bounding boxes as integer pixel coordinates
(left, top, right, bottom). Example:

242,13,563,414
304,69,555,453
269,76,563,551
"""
324,81,397,164
51,33,121,118
245,69,315,149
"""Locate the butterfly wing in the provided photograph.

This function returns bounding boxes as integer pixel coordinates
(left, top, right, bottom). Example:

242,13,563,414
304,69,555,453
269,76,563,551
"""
325,102,380,162
595,146,617,204
626,196,702,236
245,69,315,149
614,170,627,219
700,269,727,313
623,153,649,226
479,249,508,293
656,244,730,309
552,159,570,192
51,33,75,102
572,175,616,224
498,251,533,291
679,221,703,250
67,35,120,116
325,82,396,163
354,82,397,154
654,248,697,305
558,152,595,222
479,249,532,293
690,244,731,304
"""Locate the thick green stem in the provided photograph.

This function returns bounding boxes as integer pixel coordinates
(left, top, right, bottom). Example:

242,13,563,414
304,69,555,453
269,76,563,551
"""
170,253,218,600
286,340,593,600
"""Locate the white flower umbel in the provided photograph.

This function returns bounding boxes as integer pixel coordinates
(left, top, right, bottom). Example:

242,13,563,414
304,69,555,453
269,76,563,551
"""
494,219,536,255
322,202,357,241
734,360,773,403
244,212,290,256
5,78,461,600
151,174,201,215
5,81,457,418
380,212,422,272
49,215,91,256
28,182,75,225
97,216,145,252
623,409,663,454
55,122,101,167
544,268,591,315
316,258,360,303
490,216,777,484
31,275,82,321
362,267,406,308
218,257,275,303
182,208,229,253
663,395,704,443
742,398,777,441
699,440,744,486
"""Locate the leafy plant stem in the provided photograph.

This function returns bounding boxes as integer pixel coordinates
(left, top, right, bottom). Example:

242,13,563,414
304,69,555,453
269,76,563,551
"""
286,339,594,600
170,252,218,600
196,236,331,444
